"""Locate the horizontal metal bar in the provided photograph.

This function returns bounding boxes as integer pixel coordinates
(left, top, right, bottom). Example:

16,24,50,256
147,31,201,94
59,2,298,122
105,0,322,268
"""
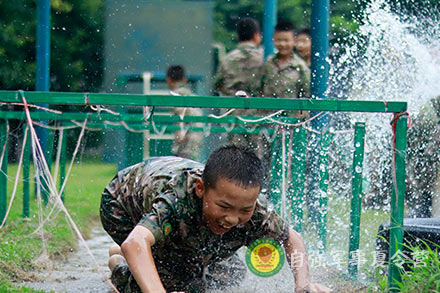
62,121,274,135
0,91,407,113
0,111,299,125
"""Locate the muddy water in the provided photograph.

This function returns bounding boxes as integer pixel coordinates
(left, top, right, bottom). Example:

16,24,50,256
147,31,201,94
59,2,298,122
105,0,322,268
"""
21,226,362,292
21,226,114,292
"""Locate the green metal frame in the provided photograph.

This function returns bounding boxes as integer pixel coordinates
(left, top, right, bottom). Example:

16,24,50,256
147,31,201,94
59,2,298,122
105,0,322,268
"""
0,90,407,288
0,91,406,113
0,119,8,224
348,122,366,277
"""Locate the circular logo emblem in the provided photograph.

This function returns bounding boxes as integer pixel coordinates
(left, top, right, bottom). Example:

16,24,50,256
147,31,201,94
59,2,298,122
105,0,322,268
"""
245,238,285,277
163,222,172,236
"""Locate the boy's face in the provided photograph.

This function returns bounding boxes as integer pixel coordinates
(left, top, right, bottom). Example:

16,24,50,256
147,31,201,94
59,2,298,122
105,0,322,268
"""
195,177,260,235
273,30,295,58
295,33,311,58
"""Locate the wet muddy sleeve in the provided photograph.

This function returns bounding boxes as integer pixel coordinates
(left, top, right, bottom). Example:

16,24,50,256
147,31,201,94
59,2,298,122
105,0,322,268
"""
137,199,175,245
245,204,290,246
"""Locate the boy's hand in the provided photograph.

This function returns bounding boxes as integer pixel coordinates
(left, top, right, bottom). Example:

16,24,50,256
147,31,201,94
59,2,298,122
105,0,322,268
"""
297,282,331,293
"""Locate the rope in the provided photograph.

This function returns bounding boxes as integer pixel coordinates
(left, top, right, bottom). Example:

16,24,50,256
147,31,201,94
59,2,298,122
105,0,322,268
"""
90,104,120,116
0,102,62,114
281,129,287,219
208,109,235,119
30,119,88,236
32,121,78,131
390,111,411,212
19,92,119,292
0,126,28,229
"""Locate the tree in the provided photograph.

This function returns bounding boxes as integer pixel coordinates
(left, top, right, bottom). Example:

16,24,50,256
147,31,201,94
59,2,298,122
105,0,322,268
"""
0,0,104,92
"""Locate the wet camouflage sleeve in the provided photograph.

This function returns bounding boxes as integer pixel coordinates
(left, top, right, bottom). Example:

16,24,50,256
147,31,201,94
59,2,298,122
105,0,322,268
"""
244,200,290,246
138,197,176,244
100,157,203,246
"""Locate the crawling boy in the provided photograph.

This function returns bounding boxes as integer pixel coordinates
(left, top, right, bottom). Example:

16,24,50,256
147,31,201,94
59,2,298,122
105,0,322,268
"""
100,145,330,292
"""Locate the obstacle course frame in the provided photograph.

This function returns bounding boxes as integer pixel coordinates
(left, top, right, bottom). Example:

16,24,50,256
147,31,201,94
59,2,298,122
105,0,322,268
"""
0,90,407,290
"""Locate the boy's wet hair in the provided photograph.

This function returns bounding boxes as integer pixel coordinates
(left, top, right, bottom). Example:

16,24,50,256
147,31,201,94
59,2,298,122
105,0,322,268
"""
166,65,186,82
237,18,261,42
275,20,295,33
202,145,264,190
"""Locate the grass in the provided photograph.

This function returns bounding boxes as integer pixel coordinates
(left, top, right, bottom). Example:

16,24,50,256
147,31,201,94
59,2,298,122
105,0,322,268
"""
0,161,116,291
394,240,440,292
1,160,437,292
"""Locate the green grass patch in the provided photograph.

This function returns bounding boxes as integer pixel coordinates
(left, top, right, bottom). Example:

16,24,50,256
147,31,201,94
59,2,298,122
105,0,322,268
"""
0,162,116,289
0,280,47,292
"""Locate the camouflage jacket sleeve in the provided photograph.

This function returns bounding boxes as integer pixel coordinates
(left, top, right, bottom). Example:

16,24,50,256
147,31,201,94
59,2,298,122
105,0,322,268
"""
137,195,176,245
244,200,290,246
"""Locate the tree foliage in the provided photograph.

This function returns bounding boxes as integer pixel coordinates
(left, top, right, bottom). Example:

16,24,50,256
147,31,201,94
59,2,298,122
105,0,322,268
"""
213,0,363,51
1,0,438,91
0,0,104,92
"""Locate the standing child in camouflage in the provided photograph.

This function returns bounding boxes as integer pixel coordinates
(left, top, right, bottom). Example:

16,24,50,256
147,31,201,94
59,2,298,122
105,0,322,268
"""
213,17,263,97
260,21,310,118
295,28,312,68
213,18,265,156
101,145,330,293
165,65,202,161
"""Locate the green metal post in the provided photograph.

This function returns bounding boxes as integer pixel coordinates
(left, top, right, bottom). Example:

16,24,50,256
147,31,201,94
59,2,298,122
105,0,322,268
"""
41,128,54,204
59,128,67,202
23,125,31,218
289,127,307,232
348,122,366,278
318,131,330,251
388,114,407,291
125,124,144,167
0,119,8,224
263,0,277,59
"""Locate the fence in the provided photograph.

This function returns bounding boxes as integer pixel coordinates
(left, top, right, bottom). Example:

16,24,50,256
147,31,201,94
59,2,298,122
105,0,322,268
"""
0,90,408,290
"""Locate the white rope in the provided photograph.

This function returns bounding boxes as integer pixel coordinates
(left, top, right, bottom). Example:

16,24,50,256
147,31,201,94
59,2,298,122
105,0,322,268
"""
52,129,64,188
151,120,167,136
32,121,78,131
208,109,235,119
20,95,118,292
0,126,28,229
90,104,120,116
203,123,212,137
30,119,88,236
0,102,62,114
281,129,287,219
237,110,284,123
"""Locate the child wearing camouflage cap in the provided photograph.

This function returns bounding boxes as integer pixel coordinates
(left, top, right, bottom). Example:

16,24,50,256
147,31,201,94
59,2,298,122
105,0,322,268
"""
100,145,330,292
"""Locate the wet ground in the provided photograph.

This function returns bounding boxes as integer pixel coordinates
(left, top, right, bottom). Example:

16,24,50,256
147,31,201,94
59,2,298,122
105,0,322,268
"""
19,226,368,292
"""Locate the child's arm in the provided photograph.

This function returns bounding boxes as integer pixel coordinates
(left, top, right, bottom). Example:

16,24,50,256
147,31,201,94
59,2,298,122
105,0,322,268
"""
283,228,331,293
121,225,166,293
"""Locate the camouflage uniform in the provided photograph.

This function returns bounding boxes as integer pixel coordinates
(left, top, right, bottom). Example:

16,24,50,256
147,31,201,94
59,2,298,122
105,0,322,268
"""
259,53,311,188
100,156,290,293
214,42,264,154
214,41,264,98
261,52,310,101
170,83,203,161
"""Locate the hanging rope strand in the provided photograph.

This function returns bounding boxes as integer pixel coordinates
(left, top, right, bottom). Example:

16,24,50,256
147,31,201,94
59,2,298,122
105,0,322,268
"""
0,126,28,229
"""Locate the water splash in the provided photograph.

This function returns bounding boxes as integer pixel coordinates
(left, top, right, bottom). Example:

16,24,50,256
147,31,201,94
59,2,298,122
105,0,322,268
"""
321,0,440,281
